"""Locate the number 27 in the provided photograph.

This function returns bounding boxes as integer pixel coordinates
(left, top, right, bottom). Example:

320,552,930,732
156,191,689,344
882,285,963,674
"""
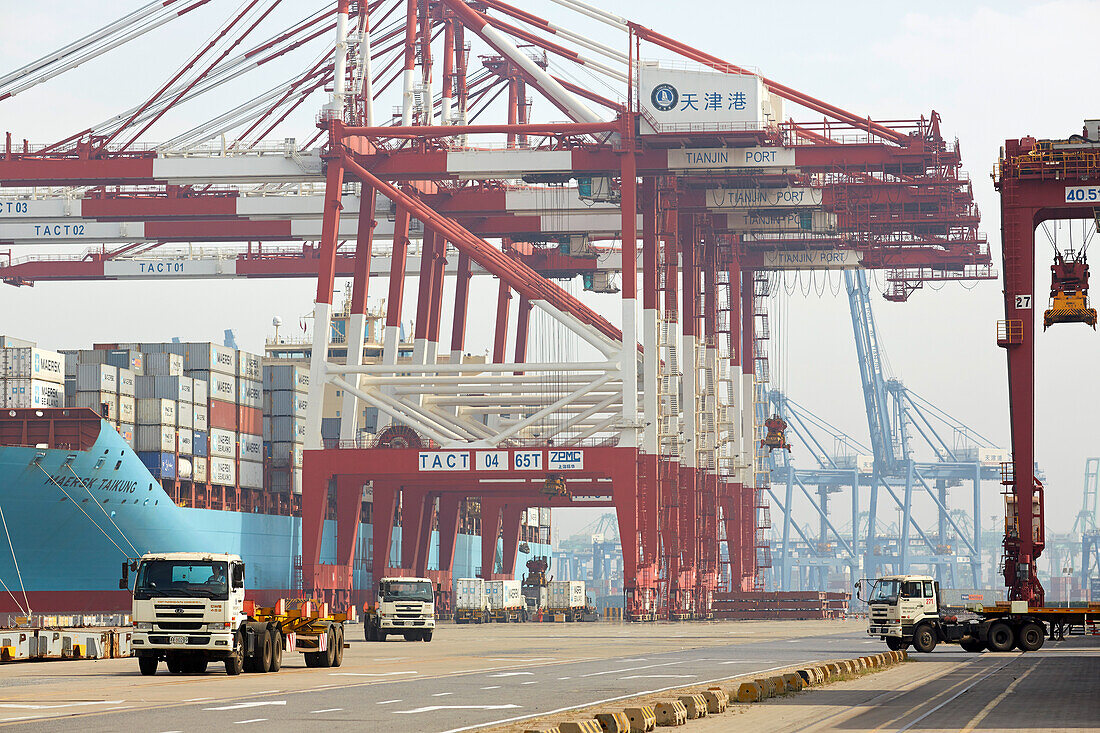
1015,295,1032,309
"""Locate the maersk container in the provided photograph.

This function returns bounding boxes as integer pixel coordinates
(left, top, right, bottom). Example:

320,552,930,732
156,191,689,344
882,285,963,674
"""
193,430,208,457
177,401,193,429
2,347,66,385
237,432,263,462
209,428,237,459
264,364,308,393
266,390,308,418
0,336,35,349
170,342,236,376
191,371,236,403
237,378,262,409
136,398,176,426
193,456,208,483
145,352,183,377
178,427,193,456
208,456,236,486
4,379,64,408
486,580,524,611
238,459,264,489
106,349,143,375
193,403,208,432
117,368,136,397
455,578,488,611
75,363,116,392
75,391,118,420
135,425,175,453
136,375,193,403
136,451,176,479
117,394,136,424
547,581,586,611
269,442,303,468
269,415,306,443
237,351,262,381
191,377,207,405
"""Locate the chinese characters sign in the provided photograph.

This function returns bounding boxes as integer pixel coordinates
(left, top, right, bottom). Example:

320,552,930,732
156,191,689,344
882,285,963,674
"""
639,63,765,134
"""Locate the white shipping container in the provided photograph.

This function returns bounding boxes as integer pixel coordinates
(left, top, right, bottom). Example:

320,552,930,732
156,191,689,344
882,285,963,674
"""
238,459,263,489
116,368,136,397
75,391,118,420
264,364,309,393
237,351,262,380
136,398,176,426
3,379,64,408
237,378,263,409
176,342,236,375
269,442,303,468
178,427,193,455
145,352,183,377
2,347,66,385
177,401,193,429
268,415,306,443
547,581,586,610
191,371,236,403
75,363,117,392
455,578,488,611
209,428,237,459
193,456,208,483
237,433,263,462
0,336,35,349
267,390,308,417
485,580,524,611
193,403,208,432
118,394,136,424
135,425,175,453
192,378,208,405
135,375,193,402
208,456,236,486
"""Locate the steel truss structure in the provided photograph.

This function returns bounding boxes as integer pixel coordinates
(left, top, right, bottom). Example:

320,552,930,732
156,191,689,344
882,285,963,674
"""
1,0,991,618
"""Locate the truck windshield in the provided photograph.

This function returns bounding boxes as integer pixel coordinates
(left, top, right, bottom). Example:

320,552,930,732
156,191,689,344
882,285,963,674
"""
381,581,433,602
134,560,229,600
870,579,900,604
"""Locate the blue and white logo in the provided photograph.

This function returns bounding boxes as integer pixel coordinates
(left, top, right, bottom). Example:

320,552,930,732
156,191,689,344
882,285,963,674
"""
651,83,678,112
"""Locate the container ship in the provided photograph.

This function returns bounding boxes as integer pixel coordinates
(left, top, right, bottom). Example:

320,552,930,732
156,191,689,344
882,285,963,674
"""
0,303,552,616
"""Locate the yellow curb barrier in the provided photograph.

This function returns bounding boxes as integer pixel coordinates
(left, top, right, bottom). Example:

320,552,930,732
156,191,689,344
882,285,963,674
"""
770,675,789,693
523,727,560,733
560,722,601,733
623,706,656,732
702,688,728,714
654,700,687,727
782,673,804,692
677,694,708,719
595,712,630,733
754,677,777,697
735,681,764,703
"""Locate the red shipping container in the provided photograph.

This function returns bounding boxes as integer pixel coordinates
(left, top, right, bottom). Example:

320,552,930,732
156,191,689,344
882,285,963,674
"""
209,399,237,430
238,405,263,435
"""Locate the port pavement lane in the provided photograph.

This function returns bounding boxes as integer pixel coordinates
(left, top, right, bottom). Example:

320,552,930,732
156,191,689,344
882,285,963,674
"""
0,619,873,732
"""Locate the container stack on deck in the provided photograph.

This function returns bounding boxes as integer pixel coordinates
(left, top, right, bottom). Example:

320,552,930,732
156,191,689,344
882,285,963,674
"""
0,337,65,409
263,364,308,496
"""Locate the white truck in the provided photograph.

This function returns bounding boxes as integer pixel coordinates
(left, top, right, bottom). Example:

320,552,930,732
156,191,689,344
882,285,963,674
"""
486,579,526,622
124,552,347,675
454,578,491,623
363,576,435,641
859,574,1090,653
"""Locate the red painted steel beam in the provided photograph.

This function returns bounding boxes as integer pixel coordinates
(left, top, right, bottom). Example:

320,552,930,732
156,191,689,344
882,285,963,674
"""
341,121,617,139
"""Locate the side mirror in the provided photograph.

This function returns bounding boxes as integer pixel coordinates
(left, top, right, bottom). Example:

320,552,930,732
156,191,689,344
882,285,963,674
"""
232,564,245,589
119,561,130,590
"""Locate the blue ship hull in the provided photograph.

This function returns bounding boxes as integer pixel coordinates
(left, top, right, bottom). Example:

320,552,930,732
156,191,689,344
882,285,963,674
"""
0,419,548,613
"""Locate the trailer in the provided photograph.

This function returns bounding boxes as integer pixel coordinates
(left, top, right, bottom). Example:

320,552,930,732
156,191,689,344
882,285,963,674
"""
486,580,526,622
454,578,490,624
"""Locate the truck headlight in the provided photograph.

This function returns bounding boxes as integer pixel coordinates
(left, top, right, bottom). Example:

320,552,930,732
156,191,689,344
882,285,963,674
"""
135,622,152,630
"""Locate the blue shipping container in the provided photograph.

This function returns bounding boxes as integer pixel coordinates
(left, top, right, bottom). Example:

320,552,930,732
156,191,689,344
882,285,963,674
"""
193,430,208,457
137,451,176,479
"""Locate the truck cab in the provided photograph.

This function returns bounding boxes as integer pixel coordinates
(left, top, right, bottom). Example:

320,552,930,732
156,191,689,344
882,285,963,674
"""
864,574,940,650
363,577,435,641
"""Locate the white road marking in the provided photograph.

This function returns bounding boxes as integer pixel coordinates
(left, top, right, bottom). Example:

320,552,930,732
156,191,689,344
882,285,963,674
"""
183,697,213,702
619,674,696,680
489,672,535,677
233,719,267,725
487,657,555,662
377,699,403,705
395,704,522,715
330,671,417,677
481,686,501,690
521,681,538,685
432,693,453,697
204,701,287,712
372,657,408,662
717,660,752,665
558,676,572,680
311,708,343,714
0,701,124,710
251,690,280,695
581,661,684,678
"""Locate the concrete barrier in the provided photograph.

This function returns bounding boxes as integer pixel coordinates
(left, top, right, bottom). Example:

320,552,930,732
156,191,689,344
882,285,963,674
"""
796,668,817,686
702,688,728,714
677,694,708,719
654,700,687,726
595,712,630,733
769,675,789,693
754,677,777,697
523,727,560,733
782,673,803,692
559,722,601,733
735,681,764,703
623,706,656,732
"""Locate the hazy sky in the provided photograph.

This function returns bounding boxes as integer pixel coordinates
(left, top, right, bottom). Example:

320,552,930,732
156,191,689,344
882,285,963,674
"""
1,0,1098,552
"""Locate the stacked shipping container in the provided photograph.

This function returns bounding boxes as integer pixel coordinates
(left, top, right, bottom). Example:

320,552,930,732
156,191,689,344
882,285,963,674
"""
0,343,66,408
264,364,307,494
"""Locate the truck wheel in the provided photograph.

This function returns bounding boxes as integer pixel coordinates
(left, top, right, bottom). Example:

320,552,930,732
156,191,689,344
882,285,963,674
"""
885,637,907,651
403,632,416,641
365,622,375,642
986,621,1015,652
422,630,433,642
320,624,337,667
959,637,985,653
256,627,274,673
270,630,283,672
1017,622,1045,652
225,634,244,676
332,625,344,668
138,654,158,676
304,652,321,667
912,624,938,653
166,653,183,674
